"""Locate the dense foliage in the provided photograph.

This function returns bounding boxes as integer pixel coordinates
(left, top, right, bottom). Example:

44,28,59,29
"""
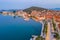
43,21,48,34
36,36,45,40
23,6,48,14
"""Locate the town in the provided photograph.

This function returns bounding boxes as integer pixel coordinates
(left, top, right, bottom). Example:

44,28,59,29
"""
0,7,60,40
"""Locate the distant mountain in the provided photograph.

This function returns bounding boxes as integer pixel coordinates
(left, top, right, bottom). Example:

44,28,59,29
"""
0,9,19,13
23,6,48,14
51,8,60,10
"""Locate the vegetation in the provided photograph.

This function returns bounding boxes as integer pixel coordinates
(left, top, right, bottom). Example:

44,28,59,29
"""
43,20,48,34
52,18,60,40
52,18,56,31
23,6,48,14
54,32,60,40
13,10,16,13
12,10,16,19
36,36,45,40
23,9,32,14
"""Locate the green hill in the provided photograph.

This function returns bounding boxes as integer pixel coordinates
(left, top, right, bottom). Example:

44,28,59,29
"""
23,6,48,14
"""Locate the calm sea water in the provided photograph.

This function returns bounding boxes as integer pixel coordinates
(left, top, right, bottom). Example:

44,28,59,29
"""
0,14,42,40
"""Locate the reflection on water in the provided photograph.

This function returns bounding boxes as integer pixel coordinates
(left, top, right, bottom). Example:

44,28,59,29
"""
0,14,42,40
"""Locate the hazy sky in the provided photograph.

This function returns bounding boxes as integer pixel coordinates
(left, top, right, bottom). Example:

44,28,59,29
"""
0,0,60,9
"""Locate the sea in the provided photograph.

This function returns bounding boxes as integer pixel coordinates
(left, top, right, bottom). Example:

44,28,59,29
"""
0,14,42,40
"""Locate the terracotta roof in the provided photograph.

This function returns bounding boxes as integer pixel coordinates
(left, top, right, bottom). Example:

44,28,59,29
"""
45,14,53,19
54,16,60,22
58,24,60,29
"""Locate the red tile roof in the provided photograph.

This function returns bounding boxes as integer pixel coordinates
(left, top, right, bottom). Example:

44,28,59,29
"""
45,14,53,19
54,16,60,22
58,24,60,29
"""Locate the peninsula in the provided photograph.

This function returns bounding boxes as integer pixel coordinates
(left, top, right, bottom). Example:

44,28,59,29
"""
0,6,60,40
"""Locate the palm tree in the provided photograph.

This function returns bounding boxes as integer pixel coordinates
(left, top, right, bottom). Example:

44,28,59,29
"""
54,32,60,40
43,20,48,34
13,10,16,19
52,18,56,31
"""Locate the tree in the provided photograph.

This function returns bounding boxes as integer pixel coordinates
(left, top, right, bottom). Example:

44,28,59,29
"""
52,18,56,31
43,20,48,34
13,10,16,13
36,36,45,40
54,32,60,40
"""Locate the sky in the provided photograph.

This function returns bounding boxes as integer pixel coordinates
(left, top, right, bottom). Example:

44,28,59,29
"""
0,0,60,10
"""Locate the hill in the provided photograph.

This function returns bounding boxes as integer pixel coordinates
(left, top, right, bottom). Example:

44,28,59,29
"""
23,6,48,14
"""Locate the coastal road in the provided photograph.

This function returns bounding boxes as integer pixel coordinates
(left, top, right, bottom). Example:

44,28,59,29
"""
45,21,56,40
